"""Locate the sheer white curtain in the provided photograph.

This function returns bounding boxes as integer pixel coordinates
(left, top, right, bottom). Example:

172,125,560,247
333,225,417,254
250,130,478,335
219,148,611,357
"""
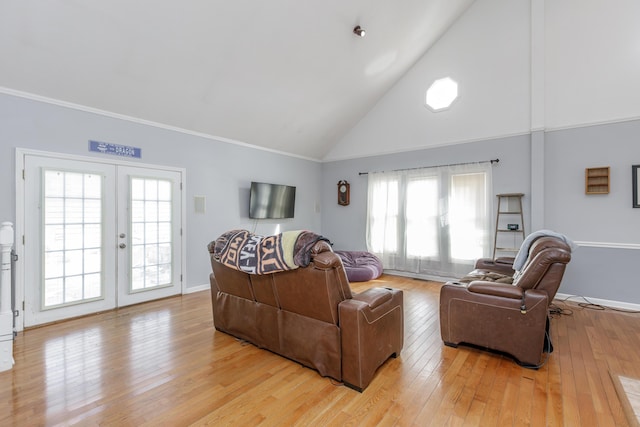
366,162,492,278
366,169,405,268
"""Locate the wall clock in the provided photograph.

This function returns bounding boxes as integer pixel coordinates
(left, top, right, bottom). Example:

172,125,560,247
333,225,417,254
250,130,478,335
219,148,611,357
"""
338,180,350,206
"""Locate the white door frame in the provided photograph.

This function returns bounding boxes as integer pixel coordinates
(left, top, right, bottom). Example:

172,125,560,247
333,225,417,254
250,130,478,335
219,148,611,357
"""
14,148,187,332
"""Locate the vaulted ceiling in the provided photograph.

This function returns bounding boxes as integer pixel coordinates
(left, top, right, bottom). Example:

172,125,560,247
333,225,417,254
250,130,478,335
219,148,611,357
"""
0,1,475,160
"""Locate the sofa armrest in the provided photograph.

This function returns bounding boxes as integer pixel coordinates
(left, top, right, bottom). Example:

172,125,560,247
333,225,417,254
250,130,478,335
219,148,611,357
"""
312,251,343,269
468,281,523,299
351,287,393,309
339,288,404,391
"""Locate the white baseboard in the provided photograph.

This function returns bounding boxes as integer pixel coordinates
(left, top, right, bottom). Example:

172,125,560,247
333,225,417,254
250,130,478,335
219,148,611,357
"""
184,284,210,294
384,270,458,283
554,292,640,312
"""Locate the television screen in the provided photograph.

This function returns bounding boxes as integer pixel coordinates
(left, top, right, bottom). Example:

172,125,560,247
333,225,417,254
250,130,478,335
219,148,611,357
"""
249,182,296,219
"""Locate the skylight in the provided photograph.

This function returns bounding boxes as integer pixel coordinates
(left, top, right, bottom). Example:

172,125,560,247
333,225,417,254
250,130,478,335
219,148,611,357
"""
425,77,458,111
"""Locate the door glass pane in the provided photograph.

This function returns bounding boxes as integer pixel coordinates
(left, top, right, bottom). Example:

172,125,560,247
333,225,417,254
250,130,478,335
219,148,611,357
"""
43,170,104,308
130,177,173,291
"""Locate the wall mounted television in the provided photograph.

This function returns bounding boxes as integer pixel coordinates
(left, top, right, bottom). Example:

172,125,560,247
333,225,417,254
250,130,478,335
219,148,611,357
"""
249,181,296,219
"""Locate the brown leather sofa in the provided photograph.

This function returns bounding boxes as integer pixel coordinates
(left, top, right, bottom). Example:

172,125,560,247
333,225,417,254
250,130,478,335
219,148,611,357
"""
207,238,404,391
439,236,572,367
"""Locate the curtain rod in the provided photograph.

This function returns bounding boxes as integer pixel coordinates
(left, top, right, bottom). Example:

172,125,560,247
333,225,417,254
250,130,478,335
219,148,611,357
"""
358,158,499,176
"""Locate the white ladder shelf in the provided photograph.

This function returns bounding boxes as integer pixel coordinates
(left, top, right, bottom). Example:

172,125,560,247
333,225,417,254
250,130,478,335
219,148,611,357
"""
493,193,525,259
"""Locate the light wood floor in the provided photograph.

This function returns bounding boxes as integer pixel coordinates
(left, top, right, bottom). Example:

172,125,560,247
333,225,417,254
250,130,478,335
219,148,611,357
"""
1,275,639,426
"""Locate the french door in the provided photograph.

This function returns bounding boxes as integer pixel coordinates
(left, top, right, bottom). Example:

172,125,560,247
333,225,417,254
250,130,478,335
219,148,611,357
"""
23,154,183,327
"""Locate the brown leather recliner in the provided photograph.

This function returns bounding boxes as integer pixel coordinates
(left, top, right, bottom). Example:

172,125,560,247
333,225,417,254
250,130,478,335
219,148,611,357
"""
439,236,572,367
208,239,404,391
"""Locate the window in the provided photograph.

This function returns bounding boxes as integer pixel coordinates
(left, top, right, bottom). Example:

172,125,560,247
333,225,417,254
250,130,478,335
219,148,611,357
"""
366,163,491,278
368,177,399,253
406,176,439,258
449,172,489,261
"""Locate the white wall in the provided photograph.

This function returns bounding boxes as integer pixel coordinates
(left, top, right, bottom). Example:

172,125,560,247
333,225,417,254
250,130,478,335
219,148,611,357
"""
545,0,640,129
0,93,322,292
322,0,640,305
327,0,640,161
324,0,531,161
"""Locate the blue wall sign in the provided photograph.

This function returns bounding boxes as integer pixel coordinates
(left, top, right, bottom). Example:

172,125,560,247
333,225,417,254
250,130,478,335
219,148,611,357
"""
89,140,141,158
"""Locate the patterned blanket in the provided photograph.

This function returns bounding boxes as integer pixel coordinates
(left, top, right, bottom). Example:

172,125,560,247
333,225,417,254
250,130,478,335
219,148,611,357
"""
210,229,330,274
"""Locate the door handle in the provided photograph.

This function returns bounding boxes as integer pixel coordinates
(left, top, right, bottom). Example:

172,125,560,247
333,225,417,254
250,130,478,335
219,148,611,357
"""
119,233,126,238
119,243,127,249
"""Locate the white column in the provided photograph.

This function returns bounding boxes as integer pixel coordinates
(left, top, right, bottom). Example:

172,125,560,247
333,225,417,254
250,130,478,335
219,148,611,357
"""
530,0,546,232
0,221,15,372
531,131,545,231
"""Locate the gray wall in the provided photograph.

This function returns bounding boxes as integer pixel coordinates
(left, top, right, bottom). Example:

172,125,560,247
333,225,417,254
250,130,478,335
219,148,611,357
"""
0,93,322,290
321,134,531,250
545,120,640,243
323,119,640,305
3,95,640,305
544,119,640,303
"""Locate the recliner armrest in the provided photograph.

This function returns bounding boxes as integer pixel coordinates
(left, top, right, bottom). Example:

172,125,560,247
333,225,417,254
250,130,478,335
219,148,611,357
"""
474,257,516,275
468,281,523,299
